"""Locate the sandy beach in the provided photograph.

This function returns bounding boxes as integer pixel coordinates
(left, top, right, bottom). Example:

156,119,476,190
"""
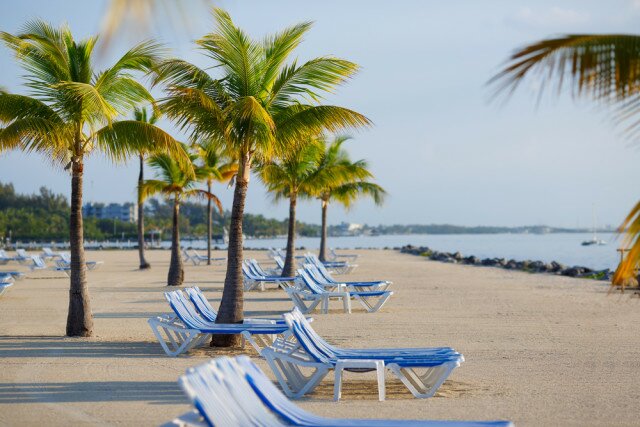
1,249,639,426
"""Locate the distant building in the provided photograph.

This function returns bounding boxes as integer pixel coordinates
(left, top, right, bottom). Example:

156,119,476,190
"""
83,202,137,223
333,222,364,236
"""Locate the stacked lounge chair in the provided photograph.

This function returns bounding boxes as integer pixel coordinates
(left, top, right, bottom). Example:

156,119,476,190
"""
165,355,513,427
57,253,104,270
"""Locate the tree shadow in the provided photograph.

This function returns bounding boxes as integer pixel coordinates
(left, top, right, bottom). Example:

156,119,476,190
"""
94,312,160,319
0,381,186,404
0,337,166,358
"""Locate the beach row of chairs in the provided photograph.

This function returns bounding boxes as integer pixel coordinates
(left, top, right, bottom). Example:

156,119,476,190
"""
181,248,226,266
0,248,103,279
151,288,512,426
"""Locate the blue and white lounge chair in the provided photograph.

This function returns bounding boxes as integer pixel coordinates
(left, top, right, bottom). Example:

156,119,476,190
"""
0,250,16,265
57,253,103,270
167,356,513,427
148,290,291,357
328,247,359,262
305,253,357,275
14,249,31,264
249,258,282,277
0,271,25,280
30,255,70,276
259,311,463,399
183,248,226,266
41,247,64,260
243,261,297,292
0,275,14,297
286,269,392,314
303,263,391,292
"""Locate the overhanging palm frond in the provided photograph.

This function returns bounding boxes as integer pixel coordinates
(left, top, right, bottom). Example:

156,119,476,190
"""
331,181,386,209
613,201,640,285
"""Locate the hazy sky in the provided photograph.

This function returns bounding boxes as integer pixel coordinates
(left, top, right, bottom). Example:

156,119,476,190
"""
0,0,638,228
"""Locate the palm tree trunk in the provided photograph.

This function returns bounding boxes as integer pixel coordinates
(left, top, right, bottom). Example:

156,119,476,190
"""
318,199,329,262
167,198,184,286
282,192,297,277
213,154,250,347
66,148,93,337
137,153,150,269
207,179,212,266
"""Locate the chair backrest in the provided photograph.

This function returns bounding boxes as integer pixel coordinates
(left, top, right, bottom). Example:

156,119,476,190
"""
295,269,325,295
303,264,332,285
59,253,71,264
16,249,28,258
242,261,262,279
236,356,312,425
288,308,338,357
273,255,284,270
248,259,268,276
164,290,211,330
31,255,46,268
0,249,8,258
283,312,332,364
42,248,54,256
185,287,218,322
179,357,284,427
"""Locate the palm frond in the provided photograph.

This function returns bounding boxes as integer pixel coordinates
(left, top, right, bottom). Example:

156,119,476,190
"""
613,201,640,285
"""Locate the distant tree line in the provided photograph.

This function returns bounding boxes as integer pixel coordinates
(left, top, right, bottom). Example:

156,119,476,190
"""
0,182,321,241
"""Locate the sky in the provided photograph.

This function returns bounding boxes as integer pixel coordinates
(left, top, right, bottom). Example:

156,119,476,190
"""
0,0,638,229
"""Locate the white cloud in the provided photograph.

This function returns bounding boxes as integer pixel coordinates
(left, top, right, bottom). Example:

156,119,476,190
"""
508,6,590,28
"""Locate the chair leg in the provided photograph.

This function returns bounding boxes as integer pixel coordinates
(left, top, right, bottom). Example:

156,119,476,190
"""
386,361,459,398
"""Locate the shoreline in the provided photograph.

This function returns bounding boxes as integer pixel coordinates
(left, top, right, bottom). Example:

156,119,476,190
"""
399,244,614,281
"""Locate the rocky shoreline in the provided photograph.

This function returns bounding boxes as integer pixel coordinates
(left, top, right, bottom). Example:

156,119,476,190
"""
399,245,613,281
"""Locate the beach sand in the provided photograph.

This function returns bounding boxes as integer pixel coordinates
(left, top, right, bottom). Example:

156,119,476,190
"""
1,249,639,426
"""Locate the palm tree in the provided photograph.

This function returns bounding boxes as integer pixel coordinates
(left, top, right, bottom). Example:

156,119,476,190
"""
259,139,324,277
140,149,222,286
193,141,237,265
154,8,370,346
309,136,386,262
489,35,640,285
0,21,187,336
133,106,160,270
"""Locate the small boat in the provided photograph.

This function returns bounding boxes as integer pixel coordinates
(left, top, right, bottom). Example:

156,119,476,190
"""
582,205,607,246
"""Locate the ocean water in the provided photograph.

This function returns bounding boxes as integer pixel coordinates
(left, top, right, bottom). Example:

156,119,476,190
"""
175,232,621,271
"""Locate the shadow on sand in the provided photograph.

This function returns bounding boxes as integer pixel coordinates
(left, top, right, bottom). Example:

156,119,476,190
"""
0,381,185,404
0,336,166,358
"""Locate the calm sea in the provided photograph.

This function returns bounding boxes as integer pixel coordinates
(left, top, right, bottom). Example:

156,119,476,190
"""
173,232,621,271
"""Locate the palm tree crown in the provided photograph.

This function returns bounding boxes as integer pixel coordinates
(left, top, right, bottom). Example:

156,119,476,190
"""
153,8,370,343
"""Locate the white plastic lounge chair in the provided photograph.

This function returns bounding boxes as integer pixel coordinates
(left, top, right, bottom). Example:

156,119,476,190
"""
242,261,297,292
57,253,103,270
0,249,16,265
167,356,512,427
287,269,393,314
303,263,391,292
328,248,359,262
259,311,463,399
0,271,25,280
183,248,226,266
305,253,357,275
41,247,64,260
14,249,31,264
0,279,13,298
148,290,291,357
249,258,281,276
29,255,70,276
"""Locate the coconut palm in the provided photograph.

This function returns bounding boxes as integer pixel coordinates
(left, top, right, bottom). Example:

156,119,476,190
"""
489,35,640,284
133,106,160,270
153,8,370,346
193,140,237,264
259,139,324,277
309,136,386,262
141,149,222,286
0,21,187,336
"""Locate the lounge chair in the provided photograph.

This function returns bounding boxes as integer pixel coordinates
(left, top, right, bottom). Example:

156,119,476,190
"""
148,290,291,357
0,278,13,298
29,255,70,276
249,258,281,276
303,263,391,292
41,247,64,260
328,247,359,262
286,269,392,314
305,253,357,275
260,311,463,399
14,249,31,264
166,356,512,427
0,271,25,280
57,253,104,270
0,249,16,265
242,261,296,292
183,248,226,266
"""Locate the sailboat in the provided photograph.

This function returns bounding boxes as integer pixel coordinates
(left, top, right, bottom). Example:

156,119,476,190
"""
581,206,606,246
